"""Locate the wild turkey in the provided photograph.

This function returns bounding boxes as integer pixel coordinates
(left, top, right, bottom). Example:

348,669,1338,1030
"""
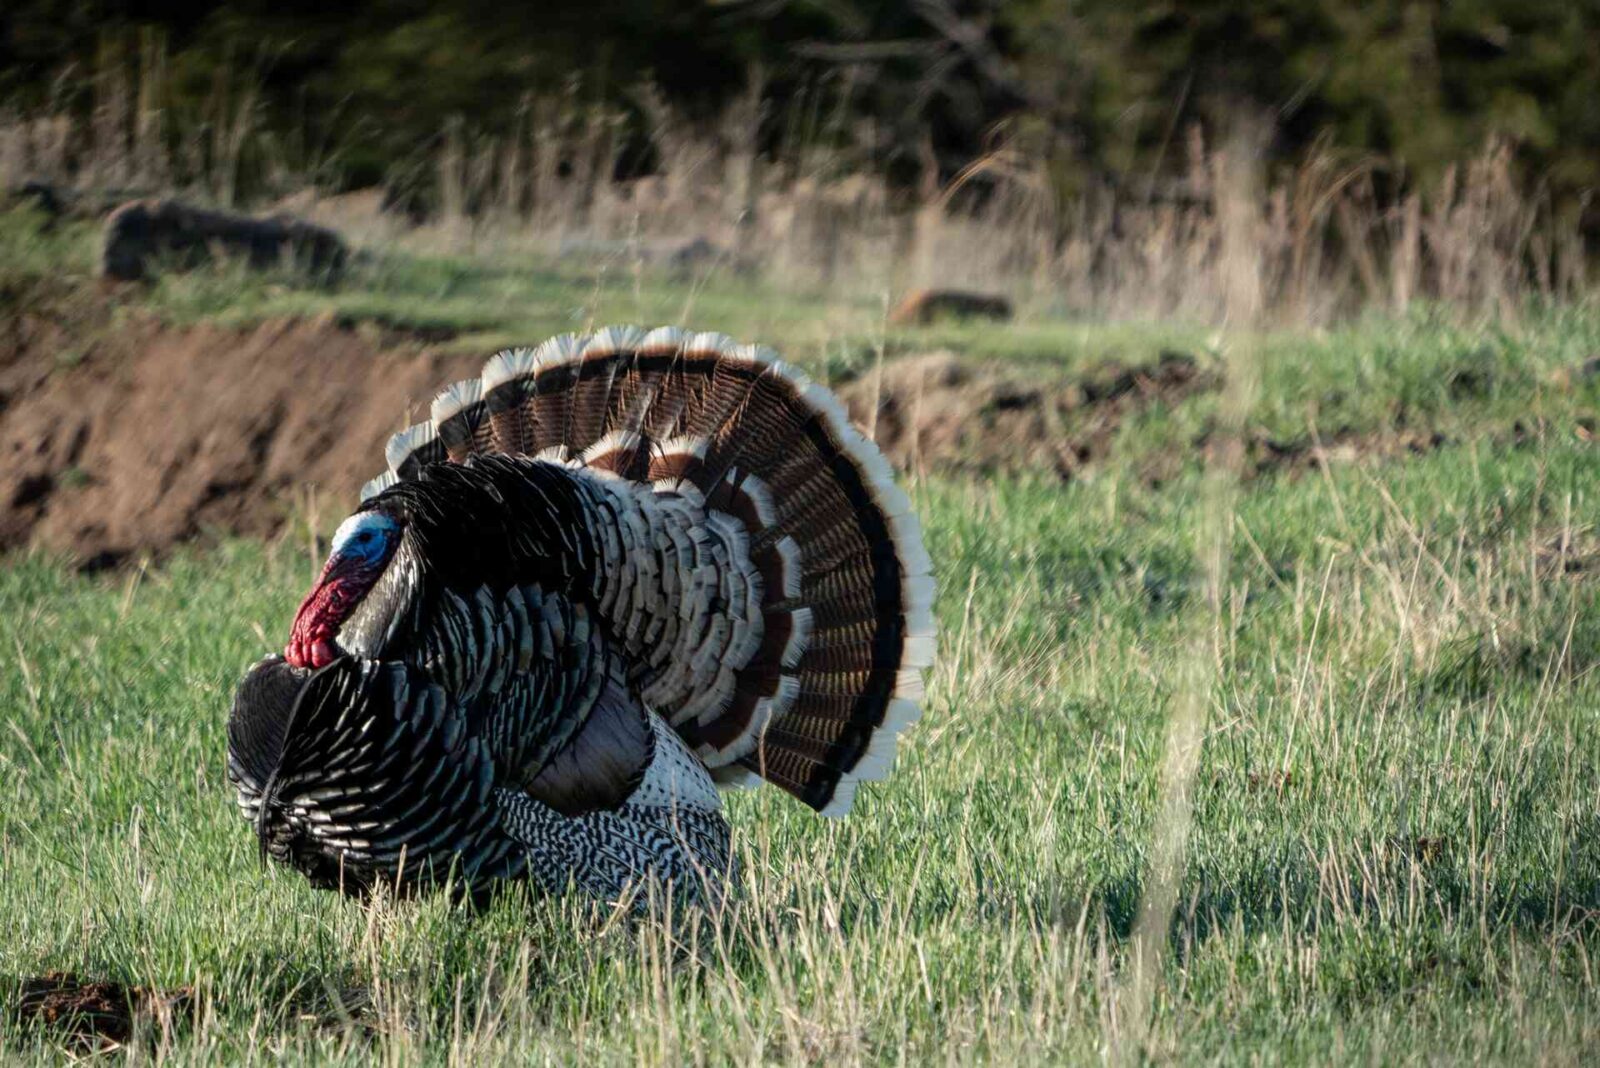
227,326,934,905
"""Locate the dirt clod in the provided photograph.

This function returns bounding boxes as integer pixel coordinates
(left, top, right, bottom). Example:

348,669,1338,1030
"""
887,289,1013,326
14,972,193,1050
1550,354,1600,390
1534,529,1600,576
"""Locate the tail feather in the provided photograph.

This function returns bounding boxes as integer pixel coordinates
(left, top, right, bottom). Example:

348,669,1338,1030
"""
430,379,490,461
371,325,935,816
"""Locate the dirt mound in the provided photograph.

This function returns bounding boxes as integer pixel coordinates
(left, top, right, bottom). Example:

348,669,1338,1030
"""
840,349,1212,479
1,313,482,567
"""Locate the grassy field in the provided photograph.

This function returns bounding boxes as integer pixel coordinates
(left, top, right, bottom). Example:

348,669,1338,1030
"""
3,217,1600,1061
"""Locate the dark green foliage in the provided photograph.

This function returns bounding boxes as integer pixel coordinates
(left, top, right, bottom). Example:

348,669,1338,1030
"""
4,1,1598,198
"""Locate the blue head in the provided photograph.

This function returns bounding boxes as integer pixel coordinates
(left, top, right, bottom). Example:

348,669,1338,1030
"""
329,511,402,569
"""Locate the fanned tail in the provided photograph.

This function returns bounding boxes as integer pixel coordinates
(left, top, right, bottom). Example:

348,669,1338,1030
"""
367,326,935,816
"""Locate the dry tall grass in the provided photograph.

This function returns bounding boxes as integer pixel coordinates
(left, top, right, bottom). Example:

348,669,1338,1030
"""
0,49,1588,324
1109,122,1268,1062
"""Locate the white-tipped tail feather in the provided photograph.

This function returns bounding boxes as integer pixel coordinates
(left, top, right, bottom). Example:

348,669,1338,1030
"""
430,378,483,426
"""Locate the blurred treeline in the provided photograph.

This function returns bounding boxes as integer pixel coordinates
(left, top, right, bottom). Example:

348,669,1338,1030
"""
3,0,1596,200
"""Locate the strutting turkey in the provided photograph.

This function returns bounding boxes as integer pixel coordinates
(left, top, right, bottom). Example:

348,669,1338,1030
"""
227,326,935,906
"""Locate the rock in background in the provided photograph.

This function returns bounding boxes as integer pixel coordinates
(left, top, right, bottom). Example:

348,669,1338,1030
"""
100,199,347,282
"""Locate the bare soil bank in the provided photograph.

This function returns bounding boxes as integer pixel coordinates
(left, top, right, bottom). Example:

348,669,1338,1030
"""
1,312,481,567
0,310,1219,568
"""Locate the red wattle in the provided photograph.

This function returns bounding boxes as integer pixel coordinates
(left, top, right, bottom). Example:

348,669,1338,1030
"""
285,565,369,669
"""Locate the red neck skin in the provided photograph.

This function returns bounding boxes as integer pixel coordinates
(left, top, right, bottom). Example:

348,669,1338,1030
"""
285,559,375,669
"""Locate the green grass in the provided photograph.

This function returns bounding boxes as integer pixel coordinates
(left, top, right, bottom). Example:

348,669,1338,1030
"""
3,205,1600,1061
